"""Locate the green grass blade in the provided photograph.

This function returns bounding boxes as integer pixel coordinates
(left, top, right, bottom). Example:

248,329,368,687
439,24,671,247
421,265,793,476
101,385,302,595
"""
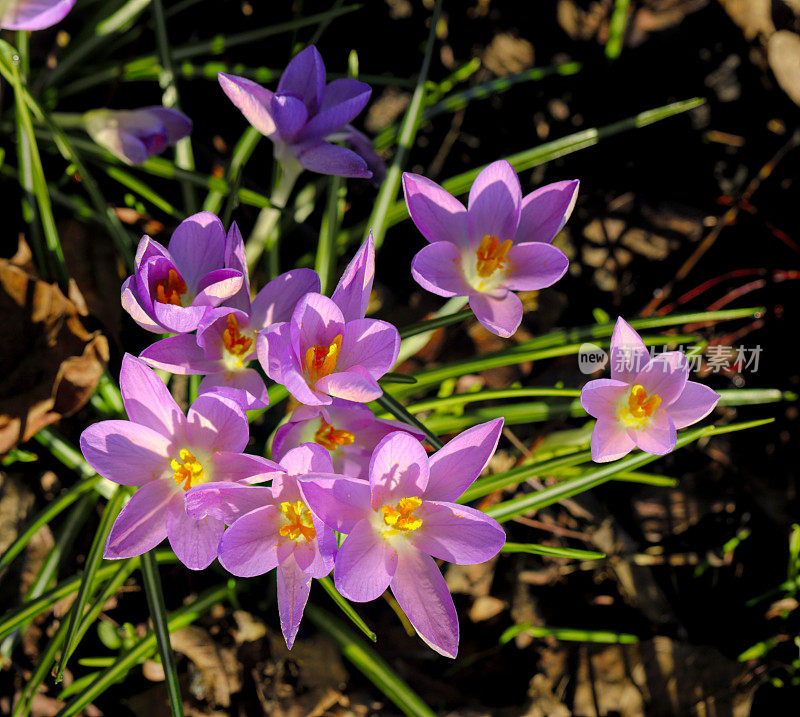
55,488,126,682
398,308,474,339
605,0,631,60
316,175,346,294
375,392,443,450
57,583,228,717
104,165,181,218
500,623,638,645
501,543,605,560
367,0,442,249
305,604,436,717
203,125,261,217
317,576,377,642
140,551,184,717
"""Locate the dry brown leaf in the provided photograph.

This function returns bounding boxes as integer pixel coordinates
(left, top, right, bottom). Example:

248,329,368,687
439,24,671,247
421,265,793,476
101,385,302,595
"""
768,30,800,105
0,239,108,454
170,625,241,707
718,0,775,40
482,33,535,76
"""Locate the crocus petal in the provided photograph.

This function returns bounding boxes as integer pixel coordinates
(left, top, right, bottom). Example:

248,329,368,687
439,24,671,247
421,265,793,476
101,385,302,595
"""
591,419,635,463
298,78,371,142
119,354,186,440
277,556,312,649
467,160,522,248
278,46,325,113
152,301,209,334
250,268,321,328
331,235,374,323
402,172,469,247
411,242,473,298
297,141,371,178
280,443,334,476
334,519,397,602
290,293,345,359
271,93,309,143
80,421,171,486
0,0,76,31
121,276,162,333
282,355,330,405
218,505,283,577
343,125,386,185
135,235,170,268
515,179,580,244
504,242,569,291
369,432,429,509
257,323,291,383
186,393,249,454
168,212,226,290
198,369,269,411
610,317,650,384
630,410,677,455
425,418,503,502
218,72,276,137
299,475,371,534
315,367,382,403
104,480,177,559
208,454,282,489
142,107,193,144
636,352,689,406
580,379,629,420
166,499,224,571
184,481,273,523
667,381,720,429
140,335,220,375
415,501,505,564
338,319,399,377
223,221,251,312
468,291,523,338
390,546,459,658
194,268,244,306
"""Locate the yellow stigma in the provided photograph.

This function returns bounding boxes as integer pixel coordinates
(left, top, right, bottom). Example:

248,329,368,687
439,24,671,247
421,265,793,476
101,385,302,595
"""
314,417,356,451
304,334,343,384
222,313,253,365
381,496,423,533
627,384,661,419
279,500,317,542
475,234,513,278
171,448,204,491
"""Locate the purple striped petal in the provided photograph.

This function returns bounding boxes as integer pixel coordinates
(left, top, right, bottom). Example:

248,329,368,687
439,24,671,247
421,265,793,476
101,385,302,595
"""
636,352,689,406
338,319,399,377
467,160,521,248
119,354,186,440
610,317,649,384
279,443,334,476
425,418,503,502
152,301,209,334
390,546,458,658
504,242,569,291
277,556,312,649
515,179,579,244
667,381,720,429
250,268,320,328
186,393,249,454
194,268,244,306
297,141,371,178
331,235,374,323
334,519,397,602
121,276,162,333
580,379,629,421
218,505,283,576
257,323,291,383
218,73,276,137
630,410,677,455
184,481,273,523
198,369,268,411
208,452,283,485
315,367,382,403
290,293,345,359
468,290,523,338
168,212,226,290
1,0,76,31
166,499,223,570
411,242,472,298
140,335,220,375
415,501,505,564
369,432,429,509
591,419,635,463
104,480,177,559
299,475,370,534
402,172,469,247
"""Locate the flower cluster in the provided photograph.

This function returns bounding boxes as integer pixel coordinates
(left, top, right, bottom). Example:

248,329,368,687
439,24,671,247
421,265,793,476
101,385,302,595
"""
76,44,723,658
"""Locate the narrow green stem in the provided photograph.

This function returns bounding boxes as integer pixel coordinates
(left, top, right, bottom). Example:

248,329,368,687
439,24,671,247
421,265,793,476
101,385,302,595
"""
375,393,443,450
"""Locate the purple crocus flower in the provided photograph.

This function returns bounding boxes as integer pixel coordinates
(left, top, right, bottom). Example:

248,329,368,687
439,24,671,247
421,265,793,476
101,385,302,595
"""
79,355,281,570
184,444,337,649
580,317,721,462
121,212,243,335
218,46,375,179
139,223,320,410
301,420,507,657
0,0,75,30
84,107,192,166
258,234,399,406
403,161,577,338
273,398,425,477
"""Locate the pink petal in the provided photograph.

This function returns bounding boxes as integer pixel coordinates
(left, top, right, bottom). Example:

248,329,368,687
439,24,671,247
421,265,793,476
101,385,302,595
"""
121,276,161,333
515,179,580,244
591,419,635,463
223,221,250,312
152,300,209,334
208,452,284,485
580,379,629,420
389,546,459,658
166,499,224,570
610,317,649,384
0,0,75,31
369,432,429,509
104,480,178,559
504,242,569,291
290,293,345,359
411,242,472,298
282,355,331,406
257,323,291,384
250,268,320,328
468,291,523,338
334,519,397,602
185,481,272,523
467,160,521,249
280,443,334,476
186,393,249,454
425,418,503,502
636,352,689,406
414,501,505,564
667,381,720,429
402,172,469,247
218,505,283,577
140,335,220,375
168,212,226,290
315,367,382,403
194,269,244,306
198,369,269,411
338,319,399,377
119,354,186,440
331,235,374,323
80,420,172,486
629,410,677,455
277,556,312,649
218,72,276,137
299,475,370,534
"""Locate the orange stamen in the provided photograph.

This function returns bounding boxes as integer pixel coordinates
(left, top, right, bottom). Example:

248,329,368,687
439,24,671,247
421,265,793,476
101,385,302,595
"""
381,496,423,533
154,268,188,306
475,234,513,278
222,314,253,360
304,334,343,384
314,417,355,451
279,501,317,542
171,448,204,491
627,384,661,419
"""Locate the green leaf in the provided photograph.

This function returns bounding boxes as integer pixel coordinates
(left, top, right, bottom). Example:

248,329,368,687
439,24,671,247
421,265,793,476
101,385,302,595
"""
317,576,377,642
316,175,346,294
605,0,631,60
501,543,605,560
375,392,443,450
305,605,436,717
500,622,638,645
